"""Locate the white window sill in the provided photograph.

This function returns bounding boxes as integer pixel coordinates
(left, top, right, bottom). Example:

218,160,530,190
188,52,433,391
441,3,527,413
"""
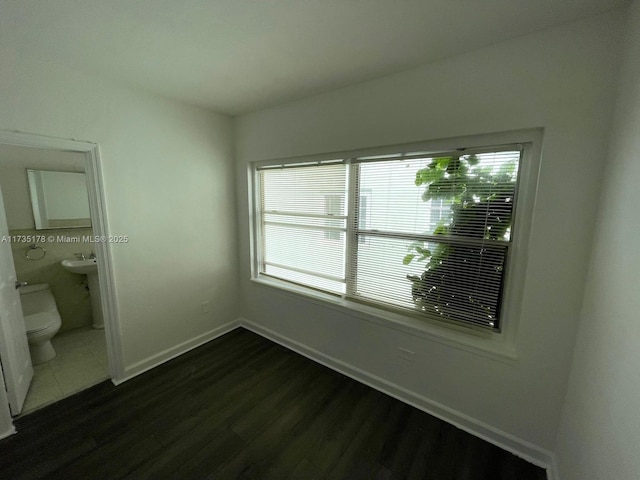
250,276,518,364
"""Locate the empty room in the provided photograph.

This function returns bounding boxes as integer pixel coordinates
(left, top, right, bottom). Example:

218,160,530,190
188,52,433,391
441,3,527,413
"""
0,1,638,479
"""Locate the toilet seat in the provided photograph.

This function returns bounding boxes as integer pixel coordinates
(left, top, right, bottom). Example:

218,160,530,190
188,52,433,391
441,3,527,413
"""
25,312,58,333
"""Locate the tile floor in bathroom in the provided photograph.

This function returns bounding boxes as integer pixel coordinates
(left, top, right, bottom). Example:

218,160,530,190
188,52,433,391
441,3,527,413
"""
21,326,109,414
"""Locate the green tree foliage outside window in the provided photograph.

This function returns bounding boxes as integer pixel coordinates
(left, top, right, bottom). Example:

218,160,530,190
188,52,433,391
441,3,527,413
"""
405,154,518,325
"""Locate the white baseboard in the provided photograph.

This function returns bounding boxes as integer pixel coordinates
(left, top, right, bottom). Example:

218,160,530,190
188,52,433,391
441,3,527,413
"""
113,319,239,385
0,424,16,441
238,317,555,473
547,454,560,480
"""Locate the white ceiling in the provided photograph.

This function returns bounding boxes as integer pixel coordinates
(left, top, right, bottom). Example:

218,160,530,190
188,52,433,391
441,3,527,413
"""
0,0,627,115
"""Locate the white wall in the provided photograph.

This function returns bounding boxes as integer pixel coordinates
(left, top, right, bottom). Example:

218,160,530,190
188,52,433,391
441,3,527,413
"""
555,2,640,479
235,10,624,456
0,48,239,378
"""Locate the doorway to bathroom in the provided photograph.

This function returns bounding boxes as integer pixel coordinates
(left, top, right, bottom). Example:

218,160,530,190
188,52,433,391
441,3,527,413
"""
0,131,122,420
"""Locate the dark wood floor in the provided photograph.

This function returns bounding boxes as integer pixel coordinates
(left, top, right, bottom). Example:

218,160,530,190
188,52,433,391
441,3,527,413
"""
0,328,546,479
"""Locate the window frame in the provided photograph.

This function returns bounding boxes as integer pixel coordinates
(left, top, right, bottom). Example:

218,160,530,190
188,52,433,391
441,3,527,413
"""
249,130,542,358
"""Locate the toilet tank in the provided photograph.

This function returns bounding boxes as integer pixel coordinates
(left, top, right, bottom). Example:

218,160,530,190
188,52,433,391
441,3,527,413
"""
19,283,58,316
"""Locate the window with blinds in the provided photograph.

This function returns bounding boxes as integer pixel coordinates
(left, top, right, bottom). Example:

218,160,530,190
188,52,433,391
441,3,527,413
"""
259,161,348,294
256,146,523,330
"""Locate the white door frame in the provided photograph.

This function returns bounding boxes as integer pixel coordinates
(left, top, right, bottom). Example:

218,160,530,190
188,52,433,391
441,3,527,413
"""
0,130,125,384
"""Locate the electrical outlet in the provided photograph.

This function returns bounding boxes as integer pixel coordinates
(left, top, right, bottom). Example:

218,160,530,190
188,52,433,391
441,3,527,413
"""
201,301,210,314
399,347,415,362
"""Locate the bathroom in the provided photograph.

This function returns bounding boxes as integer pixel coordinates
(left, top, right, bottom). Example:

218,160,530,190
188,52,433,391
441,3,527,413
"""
0,143,109,414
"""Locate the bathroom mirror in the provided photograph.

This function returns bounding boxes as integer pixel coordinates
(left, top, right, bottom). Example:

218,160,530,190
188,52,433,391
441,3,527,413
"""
27,169,91,230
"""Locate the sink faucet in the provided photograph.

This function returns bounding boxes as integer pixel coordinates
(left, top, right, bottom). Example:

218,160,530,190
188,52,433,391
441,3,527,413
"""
89,251,96,259
75,252,86,260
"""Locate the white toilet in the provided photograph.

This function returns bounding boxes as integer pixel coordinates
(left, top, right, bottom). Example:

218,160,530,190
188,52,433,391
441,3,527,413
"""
19,284,62,365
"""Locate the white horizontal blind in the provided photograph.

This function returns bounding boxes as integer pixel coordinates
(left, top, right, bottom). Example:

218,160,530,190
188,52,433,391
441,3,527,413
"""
348,150,521,328
259,162,348,294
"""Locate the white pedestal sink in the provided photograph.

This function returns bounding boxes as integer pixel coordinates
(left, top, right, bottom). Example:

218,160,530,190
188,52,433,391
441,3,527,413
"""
61,258,104,329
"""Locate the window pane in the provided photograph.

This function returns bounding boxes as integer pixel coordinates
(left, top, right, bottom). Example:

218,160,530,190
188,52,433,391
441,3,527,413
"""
351,235,426,309
260,163,347,295
357,151,520,241
263,224,346,279
351,150,520,329
261,164,346,215
351,235,506,327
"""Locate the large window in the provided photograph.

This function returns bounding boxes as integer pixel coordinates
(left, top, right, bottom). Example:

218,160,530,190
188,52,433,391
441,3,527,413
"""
256,144,524,331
